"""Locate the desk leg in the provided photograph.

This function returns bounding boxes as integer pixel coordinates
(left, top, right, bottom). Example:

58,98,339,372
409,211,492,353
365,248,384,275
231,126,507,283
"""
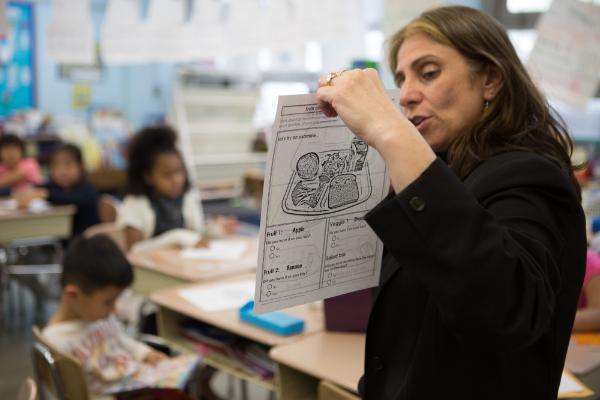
227,375,235,398
240,379,248,400
276,364,318,400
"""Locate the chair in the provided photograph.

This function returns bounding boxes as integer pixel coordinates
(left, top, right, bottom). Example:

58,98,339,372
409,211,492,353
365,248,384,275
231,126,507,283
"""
31,326,89,400
32,326,198,400
318,380,360,400
17,377,37,400
0,238,63,322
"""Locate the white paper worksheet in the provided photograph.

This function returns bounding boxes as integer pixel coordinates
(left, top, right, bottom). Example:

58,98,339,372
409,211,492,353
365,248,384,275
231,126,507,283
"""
253,93,396,314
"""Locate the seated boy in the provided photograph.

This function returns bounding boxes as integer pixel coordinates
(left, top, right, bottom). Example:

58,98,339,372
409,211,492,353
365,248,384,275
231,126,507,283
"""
43,235,195,399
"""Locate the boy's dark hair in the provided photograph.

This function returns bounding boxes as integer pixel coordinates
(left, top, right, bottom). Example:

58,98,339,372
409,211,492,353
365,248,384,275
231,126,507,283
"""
0,134,25,155
125,125,190,196
50,143,86,182
62,235,134,294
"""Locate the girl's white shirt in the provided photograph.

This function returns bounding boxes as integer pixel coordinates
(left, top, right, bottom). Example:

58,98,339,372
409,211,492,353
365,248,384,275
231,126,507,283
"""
116,189,205,252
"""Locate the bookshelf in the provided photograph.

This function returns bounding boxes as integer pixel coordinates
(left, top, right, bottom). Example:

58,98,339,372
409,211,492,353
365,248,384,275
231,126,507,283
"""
169,76,267,200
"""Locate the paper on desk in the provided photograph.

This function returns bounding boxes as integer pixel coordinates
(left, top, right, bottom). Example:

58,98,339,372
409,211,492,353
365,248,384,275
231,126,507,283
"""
180,240,248,261
559,370,593,398
253,93,394,314
179,280,255,312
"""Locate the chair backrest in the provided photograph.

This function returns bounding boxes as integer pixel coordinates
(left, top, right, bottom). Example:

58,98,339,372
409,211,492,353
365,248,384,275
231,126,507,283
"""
83,222,127,253
31,326,89,400
318,380,360,400
17,378,37,400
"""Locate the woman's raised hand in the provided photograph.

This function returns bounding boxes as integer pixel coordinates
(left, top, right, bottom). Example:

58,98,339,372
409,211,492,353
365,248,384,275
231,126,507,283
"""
316,68,409,150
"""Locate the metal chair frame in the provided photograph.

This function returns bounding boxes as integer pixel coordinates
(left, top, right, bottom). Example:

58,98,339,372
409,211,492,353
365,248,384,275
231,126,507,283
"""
31,340,66,400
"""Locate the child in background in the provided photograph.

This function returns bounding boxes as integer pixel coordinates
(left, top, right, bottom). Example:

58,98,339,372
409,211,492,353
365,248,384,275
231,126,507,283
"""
43,235,197,399
117,125,237,251
573,249,600,332
0,134,42,192
17,143,100,236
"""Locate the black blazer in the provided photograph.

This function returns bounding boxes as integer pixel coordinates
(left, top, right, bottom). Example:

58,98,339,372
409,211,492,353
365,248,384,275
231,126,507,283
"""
361,151,586,399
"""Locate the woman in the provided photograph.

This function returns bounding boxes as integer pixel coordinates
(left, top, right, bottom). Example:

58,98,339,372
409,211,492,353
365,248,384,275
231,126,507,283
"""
317,6,586,399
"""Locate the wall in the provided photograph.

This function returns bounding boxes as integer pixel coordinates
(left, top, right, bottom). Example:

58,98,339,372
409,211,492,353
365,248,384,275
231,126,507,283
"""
33,0,482,130
34,1,175,130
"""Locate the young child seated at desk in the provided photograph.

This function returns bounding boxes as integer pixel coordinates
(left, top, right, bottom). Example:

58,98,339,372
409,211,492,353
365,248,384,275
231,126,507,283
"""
0,134,42,193
43,235,198,399
16,143,100,236
117,125,237,252
573,249,600,332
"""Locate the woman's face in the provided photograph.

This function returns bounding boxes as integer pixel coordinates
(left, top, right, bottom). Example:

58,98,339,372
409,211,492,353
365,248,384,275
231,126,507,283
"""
394,33,488,152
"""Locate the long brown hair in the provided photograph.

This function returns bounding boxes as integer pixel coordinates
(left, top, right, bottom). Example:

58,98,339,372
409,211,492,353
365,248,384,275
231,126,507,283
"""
388,6,576,183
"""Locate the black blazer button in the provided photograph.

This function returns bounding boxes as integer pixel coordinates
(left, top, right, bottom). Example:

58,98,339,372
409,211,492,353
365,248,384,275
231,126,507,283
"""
372,356,384,372
409,196,425,212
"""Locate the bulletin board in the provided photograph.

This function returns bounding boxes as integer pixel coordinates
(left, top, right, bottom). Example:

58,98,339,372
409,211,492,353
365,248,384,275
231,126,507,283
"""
0,2,35,118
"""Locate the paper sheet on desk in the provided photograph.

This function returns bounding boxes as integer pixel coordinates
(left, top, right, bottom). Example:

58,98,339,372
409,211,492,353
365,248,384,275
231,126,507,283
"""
253,93,394,314
559,370,593,398
181,240,248,261
179,280,255,312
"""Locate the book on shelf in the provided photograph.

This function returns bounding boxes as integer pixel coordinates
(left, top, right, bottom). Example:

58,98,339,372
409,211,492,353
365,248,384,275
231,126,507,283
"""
178,318,275,380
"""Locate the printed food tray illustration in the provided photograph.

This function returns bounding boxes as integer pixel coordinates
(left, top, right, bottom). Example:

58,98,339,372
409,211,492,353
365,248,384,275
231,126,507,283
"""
282,141,372,215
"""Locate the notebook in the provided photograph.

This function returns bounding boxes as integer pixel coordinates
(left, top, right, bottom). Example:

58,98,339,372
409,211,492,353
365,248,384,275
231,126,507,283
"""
104,354,201,395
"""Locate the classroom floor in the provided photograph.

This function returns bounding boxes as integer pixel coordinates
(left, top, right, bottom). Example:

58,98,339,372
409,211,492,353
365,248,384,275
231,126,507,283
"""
0,284,55,399
0,285,272,399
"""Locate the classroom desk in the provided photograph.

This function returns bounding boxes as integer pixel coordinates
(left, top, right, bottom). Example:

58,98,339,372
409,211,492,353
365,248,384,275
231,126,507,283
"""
270,332,600,400
0,204,75,242
128,236,259,296
150,274,325,392
270,332,363,400
565,340,600,399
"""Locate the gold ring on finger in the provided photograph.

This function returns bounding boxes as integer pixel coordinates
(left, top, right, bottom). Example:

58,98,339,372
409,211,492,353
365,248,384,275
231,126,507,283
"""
325,70,345,86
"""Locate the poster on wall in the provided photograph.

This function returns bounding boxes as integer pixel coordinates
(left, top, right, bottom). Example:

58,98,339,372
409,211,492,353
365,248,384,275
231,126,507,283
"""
0,2,35,118
46,0,94,65
527,0,600,108
382,0,444,37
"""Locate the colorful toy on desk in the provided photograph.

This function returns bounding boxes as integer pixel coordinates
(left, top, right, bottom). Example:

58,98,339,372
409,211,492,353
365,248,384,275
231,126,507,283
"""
239,301,304,336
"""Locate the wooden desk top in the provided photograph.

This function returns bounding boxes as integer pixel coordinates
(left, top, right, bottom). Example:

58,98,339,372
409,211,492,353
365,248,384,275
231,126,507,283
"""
150,274,325,347
128,236,258,282
0,204,75,242
0,204,75,220
565,339,600,375
270,331,365,393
